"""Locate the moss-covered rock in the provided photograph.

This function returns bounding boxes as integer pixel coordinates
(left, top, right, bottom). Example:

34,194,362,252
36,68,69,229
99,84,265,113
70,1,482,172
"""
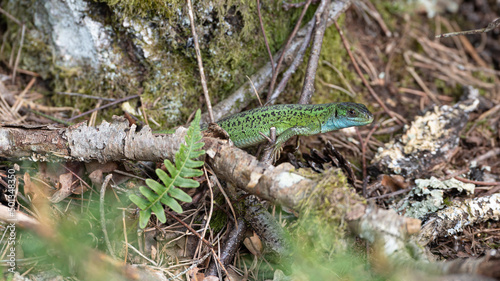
1,0,301,126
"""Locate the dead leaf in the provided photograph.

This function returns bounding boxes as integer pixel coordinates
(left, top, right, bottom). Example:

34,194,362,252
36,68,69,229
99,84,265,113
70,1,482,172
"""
50,173,74,203
381,175,408,192
89,169,103,185
243,232,262,256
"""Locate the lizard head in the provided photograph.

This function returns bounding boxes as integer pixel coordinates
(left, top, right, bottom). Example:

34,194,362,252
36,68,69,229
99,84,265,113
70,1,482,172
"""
320,102,374,133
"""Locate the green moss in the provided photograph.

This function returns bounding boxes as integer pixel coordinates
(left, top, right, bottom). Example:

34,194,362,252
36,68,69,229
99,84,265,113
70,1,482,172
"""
372,0,409,31
288,168,381,280
434,78,462,100
2,0,304,127
294,168,361,236
107,1,306,127
209,194,230,232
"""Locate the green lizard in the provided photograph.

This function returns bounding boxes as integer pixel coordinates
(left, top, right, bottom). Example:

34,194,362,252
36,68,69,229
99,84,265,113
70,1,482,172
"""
208,102,374,153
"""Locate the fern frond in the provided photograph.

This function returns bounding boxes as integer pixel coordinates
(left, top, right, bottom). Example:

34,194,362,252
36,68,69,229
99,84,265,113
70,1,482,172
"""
129,109,205,228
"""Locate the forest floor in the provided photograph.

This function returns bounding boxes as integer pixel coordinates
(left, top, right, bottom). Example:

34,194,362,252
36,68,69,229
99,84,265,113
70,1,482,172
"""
0,0,499,280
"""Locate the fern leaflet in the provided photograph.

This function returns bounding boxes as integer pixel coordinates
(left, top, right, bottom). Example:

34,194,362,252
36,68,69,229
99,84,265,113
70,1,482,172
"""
130,109,205,228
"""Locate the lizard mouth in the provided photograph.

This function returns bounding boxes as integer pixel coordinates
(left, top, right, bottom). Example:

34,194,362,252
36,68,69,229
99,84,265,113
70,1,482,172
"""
349,110,374,126
360,112,374,124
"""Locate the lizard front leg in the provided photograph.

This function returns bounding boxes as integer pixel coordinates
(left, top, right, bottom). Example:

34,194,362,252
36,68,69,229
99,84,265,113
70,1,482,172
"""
272,125,321,160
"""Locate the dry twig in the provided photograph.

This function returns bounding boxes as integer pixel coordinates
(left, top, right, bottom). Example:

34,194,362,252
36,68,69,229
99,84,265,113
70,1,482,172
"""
267,0,313,101
257,0,274,77
299,0,331,105
267,22,314,105
187,0,214,123
67,95,140,122
436,17,500,38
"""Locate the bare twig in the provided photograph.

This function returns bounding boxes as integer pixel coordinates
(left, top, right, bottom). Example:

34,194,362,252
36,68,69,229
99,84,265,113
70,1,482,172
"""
451,25,488,68
454,177,500,186
323,60,356,97
299,0,331,105
14,68,40,77
67,95,140,122
257,0,275,77
318,77,355,97
267,0,312,101
406,66,441,105
205,219,246,277
12,76,36,113
203,1,352,123
187,0,214,123
55,92,116,101
334,19,405,125
355,0,392,37
206,165,238,225
283,0,320,10
126,242,157,266
436,17,500,38
246,75,263,106
367,188,412,200
0,6,22,25
260,127,277,164
357,123,378,195
471,147,500,164
195,166,215,256
267,22,314,105
167,252,210,281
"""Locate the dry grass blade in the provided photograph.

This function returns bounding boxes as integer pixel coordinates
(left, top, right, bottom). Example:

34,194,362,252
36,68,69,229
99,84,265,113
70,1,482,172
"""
12,24,25,82
100,174,116,259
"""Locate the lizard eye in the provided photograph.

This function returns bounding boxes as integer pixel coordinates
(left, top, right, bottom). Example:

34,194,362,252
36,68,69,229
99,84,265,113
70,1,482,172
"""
347,109,357,117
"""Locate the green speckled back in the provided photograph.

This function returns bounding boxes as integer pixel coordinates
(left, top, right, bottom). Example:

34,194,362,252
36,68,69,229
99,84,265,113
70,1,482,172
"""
214,102,373,148
216,104,325,147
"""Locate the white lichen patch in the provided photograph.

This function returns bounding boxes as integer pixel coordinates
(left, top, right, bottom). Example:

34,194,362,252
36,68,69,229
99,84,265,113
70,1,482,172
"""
415,177,475,195
401,106,448,154
121,14,161,60
371,100,478,177
428,193,500,238
374,105,449,163
396,176,475,219
33,0,120,70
